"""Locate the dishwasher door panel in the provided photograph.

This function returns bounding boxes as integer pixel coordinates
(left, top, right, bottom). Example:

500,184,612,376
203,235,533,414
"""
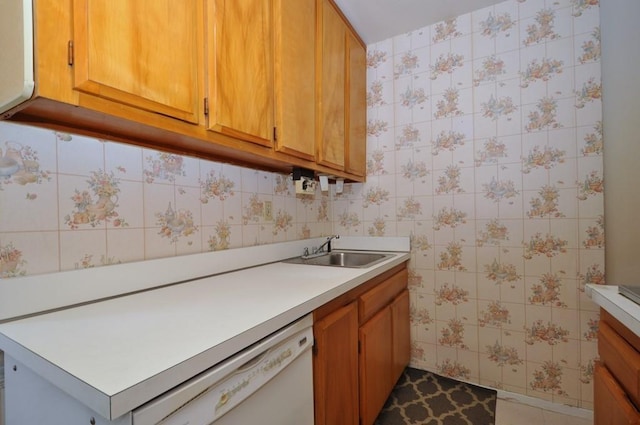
207,347,313,425
133,315,314,425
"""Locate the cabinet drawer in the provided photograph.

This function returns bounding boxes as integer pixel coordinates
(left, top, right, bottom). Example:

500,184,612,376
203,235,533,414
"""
594,362,640,424
601,309,640,352
599,320,640,408
359,269,408,324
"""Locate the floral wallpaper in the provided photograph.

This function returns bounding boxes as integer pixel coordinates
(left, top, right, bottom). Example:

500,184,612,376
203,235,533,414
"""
0,122,332,275
0,0,602,412
352,0,602,409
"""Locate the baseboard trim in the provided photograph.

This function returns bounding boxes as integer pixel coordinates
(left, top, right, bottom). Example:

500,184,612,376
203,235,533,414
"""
496,389,594,421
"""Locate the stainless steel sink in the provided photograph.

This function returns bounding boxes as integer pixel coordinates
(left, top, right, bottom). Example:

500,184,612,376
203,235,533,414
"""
283,252,393,268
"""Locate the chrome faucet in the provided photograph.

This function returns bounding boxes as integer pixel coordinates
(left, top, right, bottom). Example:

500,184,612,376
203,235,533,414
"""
315,235,340,254
302,235,340,259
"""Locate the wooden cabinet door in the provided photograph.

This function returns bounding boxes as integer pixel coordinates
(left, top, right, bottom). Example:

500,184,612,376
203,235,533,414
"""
359,306,393,425
72,0,202,123
599,320,640,408
391,289,411,383
594,362,640,425
317,0,346,170
273,0,316,160
314,301,359,425
345,30,366,177
207,0,273,147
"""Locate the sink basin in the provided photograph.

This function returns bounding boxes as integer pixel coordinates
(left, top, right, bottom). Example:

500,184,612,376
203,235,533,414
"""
284,252,393,268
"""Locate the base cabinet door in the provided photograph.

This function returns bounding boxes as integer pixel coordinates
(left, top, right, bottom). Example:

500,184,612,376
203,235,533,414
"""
391,289,411,384
594,361,640,424
313,301,359,425
359,306,393,425
312,265,410,425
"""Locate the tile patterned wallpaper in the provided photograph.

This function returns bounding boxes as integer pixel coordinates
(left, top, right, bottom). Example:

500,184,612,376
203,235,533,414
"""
0,0,602,411
0,121,332,275
351,0,602,409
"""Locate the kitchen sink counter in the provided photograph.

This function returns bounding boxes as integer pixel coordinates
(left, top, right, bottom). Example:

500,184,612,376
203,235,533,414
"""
0,237,410,421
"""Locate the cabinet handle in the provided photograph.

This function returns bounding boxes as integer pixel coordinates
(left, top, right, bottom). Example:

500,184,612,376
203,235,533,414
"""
68,40,74,66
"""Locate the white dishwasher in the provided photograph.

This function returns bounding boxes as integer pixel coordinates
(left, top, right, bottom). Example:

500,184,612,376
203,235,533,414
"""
133,314,314,425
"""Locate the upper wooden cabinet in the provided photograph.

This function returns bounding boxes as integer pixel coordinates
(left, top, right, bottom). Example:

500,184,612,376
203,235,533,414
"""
273,0,317,161
207,0,317,156
207,0,273,146
318,0,346,170
346,30,367,177
72,0,203,124
0,0,365,181
317,0,366,177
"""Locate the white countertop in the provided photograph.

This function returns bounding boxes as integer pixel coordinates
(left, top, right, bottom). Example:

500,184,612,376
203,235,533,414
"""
0,238,410,420
586,284,640,336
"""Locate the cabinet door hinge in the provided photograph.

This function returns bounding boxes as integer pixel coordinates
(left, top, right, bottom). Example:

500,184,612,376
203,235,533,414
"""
273,127,277,141
67,40,74,66
203,97,209,116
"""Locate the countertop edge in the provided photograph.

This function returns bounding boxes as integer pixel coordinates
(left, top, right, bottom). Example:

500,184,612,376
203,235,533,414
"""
586,284,640,336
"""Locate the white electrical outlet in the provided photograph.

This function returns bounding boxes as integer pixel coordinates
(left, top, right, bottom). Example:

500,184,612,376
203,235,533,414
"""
295,178,316,195
263,201,273,221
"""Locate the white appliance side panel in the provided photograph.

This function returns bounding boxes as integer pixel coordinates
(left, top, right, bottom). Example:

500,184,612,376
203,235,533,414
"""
0,0,35,114
4,355,131,425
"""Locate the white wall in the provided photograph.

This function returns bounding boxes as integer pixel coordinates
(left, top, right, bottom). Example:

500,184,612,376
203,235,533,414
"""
601,0,640,284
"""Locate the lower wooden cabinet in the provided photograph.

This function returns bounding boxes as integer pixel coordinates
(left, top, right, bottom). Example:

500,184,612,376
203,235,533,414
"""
313,301,359,425
313,265,410,425
595,309,640,424
391,290,411,383
359,303,393,425
594,362,640,424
